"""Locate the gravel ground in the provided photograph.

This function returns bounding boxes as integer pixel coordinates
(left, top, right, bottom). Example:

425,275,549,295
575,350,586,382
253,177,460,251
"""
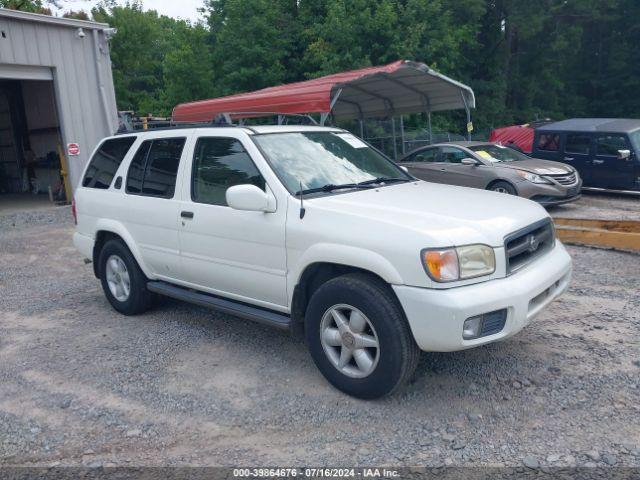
0,206,639,469
549,192,640,221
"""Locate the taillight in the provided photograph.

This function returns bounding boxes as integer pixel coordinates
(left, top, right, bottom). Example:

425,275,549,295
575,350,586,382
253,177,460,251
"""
71,197,77,224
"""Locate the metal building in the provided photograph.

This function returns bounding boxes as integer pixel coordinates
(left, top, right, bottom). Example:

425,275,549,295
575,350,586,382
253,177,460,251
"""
0,8,118,207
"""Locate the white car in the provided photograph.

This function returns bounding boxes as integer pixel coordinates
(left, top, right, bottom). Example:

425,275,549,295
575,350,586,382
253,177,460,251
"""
73,125,572,399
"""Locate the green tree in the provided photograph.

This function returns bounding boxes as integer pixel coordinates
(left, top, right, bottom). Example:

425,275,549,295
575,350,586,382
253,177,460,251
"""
204,0,295,95
162,21,216,108
92,2,172,114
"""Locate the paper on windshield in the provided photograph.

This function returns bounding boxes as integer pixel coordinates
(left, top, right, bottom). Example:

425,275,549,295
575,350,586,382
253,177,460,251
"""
335,133,368,148
475,150,495,160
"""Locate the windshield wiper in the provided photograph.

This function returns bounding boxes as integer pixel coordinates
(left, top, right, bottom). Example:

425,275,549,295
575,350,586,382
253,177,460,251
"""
357,177,411,186
295,183,375,196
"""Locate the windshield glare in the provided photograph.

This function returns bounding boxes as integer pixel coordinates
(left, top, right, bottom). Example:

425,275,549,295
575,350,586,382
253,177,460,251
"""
253,132,409,194
469,144,528,162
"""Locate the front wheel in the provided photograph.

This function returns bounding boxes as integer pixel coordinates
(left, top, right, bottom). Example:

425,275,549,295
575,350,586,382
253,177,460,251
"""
489,181,517,195
305,273,420,399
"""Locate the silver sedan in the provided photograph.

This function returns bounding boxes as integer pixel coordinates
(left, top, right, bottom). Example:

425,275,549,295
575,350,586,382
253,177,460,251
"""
399,141,582,206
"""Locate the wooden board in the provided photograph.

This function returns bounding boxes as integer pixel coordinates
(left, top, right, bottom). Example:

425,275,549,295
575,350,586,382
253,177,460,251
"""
554,218,640,252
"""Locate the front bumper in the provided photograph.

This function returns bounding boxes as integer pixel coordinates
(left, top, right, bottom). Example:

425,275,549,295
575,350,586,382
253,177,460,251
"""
393,241,572,352
519,179,583,206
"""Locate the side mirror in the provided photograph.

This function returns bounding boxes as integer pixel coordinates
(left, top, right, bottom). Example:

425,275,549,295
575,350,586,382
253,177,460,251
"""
617,149,631,160
461,158,478,166
399,165,409,173
226,184,275,213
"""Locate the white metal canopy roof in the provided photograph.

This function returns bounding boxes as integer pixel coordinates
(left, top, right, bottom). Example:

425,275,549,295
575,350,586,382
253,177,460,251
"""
330,60,476,120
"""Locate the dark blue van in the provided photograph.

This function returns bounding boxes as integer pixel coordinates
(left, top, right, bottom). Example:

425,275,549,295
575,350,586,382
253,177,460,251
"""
531,118,640,192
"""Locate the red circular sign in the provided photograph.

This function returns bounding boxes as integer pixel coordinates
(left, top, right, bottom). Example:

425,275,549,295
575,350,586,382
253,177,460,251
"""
67,143,80,156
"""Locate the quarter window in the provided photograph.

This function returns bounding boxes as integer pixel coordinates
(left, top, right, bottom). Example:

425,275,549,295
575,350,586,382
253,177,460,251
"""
596,135,627,156
192,137,265,206
126,137,185,198
82,136,136,189
537,134,560,151
565,134,591,155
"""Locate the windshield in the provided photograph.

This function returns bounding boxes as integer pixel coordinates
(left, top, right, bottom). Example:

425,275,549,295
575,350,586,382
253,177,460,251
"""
468,144,529,163
253,132,410,194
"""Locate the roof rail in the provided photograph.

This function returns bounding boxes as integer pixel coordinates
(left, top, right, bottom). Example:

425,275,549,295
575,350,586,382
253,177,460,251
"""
115,117,260,135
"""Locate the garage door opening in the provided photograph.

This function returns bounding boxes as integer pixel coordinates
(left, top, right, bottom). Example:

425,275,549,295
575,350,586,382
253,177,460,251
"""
0,79,68,214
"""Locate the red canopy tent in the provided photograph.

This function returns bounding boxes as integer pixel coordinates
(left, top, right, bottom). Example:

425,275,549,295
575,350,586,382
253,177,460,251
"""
489,120,554,154
489,124,535,153
172,60,475,129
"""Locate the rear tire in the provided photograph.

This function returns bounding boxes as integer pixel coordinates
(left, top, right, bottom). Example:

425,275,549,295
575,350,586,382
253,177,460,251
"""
98,239,153,315
489,180,517,195
305,273,420,399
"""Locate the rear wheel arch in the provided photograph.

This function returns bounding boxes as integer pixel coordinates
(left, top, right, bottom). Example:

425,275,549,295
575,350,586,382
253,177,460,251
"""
92,229,149,279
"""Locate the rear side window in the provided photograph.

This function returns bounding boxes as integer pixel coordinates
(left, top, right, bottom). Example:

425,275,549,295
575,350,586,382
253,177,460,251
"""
537,133,560,152
565,134,591,155
596,135,627,156
82,137,136,189
192,137,265,206
403,148,438,163
126,137,185,198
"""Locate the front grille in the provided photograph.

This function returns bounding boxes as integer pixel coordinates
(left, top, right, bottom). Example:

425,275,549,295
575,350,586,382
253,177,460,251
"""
505,218,555,274
479,310,507,337
548,172,577,185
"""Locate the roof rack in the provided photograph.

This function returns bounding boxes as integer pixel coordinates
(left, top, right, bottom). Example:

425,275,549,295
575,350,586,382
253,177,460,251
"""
115,116,260,135
115,111,319,136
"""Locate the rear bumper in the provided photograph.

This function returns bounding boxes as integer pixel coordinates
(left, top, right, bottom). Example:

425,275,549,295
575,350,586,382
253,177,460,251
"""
393,241,572,352
73,231,94,259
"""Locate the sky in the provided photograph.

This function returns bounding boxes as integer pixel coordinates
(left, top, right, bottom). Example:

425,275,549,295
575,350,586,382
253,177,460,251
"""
52,0,206,23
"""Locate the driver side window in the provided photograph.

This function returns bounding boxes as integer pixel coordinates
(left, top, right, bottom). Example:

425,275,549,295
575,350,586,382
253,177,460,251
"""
440,147,467,164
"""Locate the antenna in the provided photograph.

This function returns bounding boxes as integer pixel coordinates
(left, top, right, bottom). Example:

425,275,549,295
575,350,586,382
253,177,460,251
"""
299,180,306,219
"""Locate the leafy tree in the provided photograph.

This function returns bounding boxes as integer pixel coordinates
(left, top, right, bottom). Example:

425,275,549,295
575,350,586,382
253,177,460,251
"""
162,21,216,109
92,2,172,114
0,0,50,14
204,0,294,95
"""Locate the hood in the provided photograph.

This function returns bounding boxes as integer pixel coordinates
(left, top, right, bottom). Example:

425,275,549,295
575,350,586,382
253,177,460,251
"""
307,181,549,247
494,158,574,175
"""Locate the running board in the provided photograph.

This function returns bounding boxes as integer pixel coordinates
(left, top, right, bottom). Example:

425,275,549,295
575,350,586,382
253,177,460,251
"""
146,281,291,330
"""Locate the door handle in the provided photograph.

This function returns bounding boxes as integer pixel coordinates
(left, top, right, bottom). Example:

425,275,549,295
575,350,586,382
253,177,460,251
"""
180,211,194,219
564,157,574,161
439,168,447,171
593,159,605,165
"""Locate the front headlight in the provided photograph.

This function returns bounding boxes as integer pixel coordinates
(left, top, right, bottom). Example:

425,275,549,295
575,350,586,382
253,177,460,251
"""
516,170,552,184
421,244,496,282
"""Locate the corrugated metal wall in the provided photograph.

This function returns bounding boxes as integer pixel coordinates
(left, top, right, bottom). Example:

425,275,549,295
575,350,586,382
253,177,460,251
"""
0,10,119,189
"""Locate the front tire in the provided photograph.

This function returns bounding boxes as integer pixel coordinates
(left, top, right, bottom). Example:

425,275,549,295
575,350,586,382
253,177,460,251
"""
98,239,153,315
305,273,420,399
489,180,517,195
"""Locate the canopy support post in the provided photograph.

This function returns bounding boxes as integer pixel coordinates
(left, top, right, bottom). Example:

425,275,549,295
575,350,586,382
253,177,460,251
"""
321,88,343,125
391,116,397,161
399,115,405,154
359,119,364,139
461,91,471,140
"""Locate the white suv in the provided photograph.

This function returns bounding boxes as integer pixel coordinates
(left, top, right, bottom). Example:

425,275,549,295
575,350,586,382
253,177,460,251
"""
73,125,572,399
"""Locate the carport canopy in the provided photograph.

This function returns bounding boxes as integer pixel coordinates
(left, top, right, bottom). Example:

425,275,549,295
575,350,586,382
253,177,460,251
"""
171,60,475,124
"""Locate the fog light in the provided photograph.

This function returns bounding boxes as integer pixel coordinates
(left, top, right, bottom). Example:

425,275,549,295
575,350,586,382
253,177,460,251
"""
463,315,483,340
